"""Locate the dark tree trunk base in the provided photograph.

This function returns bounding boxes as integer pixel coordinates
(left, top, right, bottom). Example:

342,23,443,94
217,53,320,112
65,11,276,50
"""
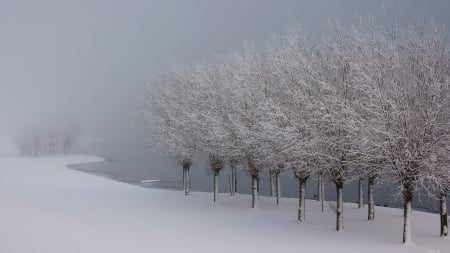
440,192,448,237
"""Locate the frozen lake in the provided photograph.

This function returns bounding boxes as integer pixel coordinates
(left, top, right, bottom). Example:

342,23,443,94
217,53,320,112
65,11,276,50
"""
73,138,441,212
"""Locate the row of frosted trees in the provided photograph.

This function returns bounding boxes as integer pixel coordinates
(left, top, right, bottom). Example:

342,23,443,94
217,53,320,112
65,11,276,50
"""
140,17,450,244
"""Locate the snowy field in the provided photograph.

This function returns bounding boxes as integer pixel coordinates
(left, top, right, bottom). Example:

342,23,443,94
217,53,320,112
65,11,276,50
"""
0,155,446,253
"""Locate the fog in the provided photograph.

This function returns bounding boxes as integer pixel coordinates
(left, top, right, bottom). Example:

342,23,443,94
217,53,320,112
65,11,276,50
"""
1,0,450,153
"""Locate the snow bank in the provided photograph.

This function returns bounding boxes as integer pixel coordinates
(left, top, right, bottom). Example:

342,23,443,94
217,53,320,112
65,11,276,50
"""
0,155,445,253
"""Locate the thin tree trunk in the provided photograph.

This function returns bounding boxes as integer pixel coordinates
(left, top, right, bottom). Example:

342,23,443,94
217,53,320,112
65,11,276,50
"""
368,177,375,220
182,166,186,193
298,177,308,222
252,174,259,208
335,181,344,231
275,171,281,205
257,174,260,194
182,166,188,195
182,162,191,196
320,175,324,212
229,175,233,196
321,186,324,213
233,166,237,194
231,165,237,196
358,178,364,208
440,191,448,237
317,174,323,201
402,189,413,244
213,169,220,203
270,170,275,197
184,164,190,196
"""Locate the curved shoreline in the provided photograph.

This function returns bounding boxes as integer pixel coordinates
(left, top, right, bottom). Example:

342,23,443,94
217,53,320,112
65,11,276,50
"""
67,156,442,215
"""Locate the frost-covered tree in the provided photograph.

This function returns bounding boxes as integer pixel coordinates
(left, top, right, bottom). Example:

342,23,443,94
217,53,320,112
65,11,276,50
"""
354,18,450,243
261,29,321,220
347,16,393,220
140,66,200,196
310,21,367,231
398,20,450,239
172,63,229,202
223,48,274,208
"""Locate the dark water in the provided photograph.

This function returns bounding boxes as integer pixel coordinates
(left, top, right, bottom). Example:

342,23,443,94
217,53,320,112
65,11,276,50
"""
72,138,441,213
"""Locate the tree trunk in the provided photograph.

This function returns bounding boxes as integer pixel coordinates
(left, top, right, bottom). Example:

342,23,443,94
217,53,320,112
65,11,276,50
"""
182,162,191,196
335,181,344,231
183,164,190,196
298,177,308,222
229,175,233,196
317,174,323,202
234,166,238,194
440,191,448,237
182,166,186,194
257,174,260,194
252,174,259,208
184,165,190,196
231,165,237,196
275,171,281,205
402,189,413,244
270,170,275,197
257,174,261,203
213,169,220,203
358,177,364,208
321,187,324,213
368,177,375,220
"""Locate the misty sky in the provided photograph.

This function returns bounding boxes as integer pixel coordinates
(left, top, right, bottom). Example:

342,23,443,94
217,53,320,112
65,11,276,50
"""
1,0,450,151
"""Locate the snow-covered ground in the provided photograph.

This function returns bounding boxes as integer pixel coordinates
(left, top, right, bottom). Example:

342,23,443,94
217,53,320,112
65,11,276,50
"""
0,155,446,253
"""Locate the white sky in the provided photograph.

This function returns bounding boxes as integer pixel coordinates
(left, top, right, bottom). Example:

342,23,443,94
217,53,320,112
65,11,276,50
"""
1,0,449,150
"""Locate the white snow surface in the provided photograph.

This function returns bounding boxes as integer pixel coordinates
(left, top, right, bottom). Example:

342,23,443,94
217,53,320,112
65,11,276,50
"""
0,155,445,253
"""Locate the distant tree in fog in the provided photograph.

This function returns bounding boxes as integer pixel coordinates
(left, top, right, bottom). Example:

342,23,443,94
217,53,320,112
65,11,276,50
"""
15,124,80,156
